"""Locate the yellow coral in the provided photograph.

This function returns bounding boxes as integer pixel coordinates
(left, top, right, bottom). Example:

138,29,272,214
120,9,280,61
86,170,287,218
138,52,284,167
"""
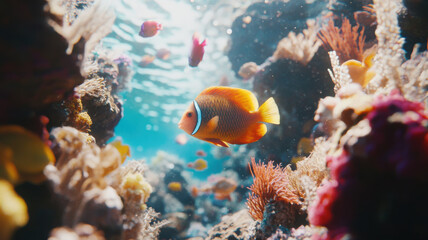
0,180,28,240
63,98,93,132
122,173,152,210
0,125,55,183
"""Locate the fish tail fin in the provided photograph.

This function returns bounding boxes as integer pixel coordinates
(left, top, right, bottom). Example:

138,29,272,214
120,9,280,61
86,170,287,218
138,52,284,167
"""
201,39,207,47
258,97,280,124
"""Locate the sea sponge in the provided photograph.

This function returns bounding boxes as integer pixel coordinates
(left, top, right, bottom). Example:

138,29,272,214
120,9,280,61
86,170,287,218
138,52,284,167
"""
0,125,55,183
0,180,29,240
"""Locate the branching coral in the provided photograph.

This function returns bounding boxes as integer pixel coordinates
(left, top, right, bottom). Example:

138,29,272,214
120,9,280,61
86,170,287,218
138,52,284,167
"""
367,0,405,94
273,19,322,65
399,45,428,103
318,17,365,63
206,209,256,240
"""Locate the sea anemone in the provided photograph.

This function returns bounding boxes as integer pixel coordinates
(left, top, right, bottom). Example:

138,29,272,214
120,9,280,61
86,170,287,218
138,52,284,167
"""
246,158,301,221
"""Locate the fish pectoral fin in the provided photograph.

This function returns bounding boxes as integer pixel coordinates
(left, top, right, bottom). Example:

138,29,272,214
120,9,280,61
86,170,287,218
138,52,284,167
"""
231,122,267,145
204,138,230,148
206,116,219,132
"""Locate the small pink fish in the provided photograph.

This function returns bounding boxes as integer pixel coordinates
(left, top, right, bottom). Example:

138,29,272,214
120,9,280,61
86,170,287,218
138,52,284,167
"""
188,32,206,67
139,21,162,38
175,133,188,145
196,150,207,157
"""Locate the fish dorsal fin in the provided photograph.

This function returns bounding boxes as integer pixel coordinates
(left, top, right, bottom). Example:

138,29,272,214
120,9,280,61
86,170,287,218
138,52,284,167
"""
204,138,230,147
199,86,259,112
206,116,219,132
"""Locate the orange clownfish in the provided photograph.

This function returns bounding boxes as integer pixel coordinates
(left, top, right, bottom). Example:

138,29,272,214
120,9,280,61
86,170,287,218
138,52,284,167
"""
139,21,162,38
189,32,206,67
178,86,280,147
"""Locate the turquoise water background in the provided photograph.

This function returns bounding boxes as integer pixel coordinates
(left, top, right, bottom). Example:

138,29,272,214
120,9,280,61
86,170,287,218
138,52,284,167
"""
102,0,254,179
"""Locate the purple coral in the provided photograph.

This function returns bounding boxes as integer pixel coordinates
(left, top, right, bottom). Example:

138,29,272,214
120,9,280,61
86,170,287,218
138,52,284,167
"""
309,91,428,240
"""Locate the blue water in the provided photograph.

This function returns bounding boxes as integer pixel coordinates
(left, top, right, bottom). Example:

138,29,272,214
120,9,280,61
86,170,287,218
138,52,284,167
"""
102,0,253,179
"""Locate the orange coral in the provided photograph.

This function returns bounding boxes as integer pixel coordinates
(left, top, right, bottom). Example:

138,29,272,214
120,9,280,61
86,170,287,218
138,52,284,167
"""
318,17,365,62
246,158,300,221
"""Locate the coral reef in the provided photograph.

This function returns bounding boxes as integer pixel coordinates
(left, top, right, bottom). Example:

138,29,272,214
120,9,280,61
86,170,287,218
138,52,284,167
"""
46,127,123,231
247,158,302,222
48,223,105,240
273,19,322,66
309,90,428,239
75,77,123,145
227,0,329,75
318,17,366,63
0,0,83,125
247,142,328,239
206,209,256,240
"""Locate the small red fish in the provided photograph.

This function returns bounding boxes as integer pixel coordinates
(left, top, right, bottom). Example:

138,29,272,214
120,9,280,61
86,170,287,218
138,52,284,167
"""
139,20,162,38
188,32,206,67
196,150,207,157
178,86,280,147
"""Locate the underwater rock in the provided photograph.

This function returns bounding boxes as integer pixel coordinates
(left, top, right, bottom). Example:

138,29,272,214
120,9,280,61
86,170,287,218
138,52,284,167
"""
309,91,428,239
206,209,256,240
76,78,123,145
0,0,83,125
251,50,333,161
227,0,329,75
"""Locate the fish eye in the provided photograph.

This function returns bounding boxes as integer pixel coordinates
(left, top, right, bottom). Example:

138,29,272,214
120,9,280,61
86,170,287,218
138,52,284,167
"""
187,112,192,117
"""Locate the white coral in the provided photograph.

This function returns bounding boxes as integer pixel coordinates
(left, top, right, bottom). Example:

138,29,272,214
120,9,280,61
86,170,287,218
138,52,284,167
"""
273,19,322,65
367,0,405,93
47,0,116,75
